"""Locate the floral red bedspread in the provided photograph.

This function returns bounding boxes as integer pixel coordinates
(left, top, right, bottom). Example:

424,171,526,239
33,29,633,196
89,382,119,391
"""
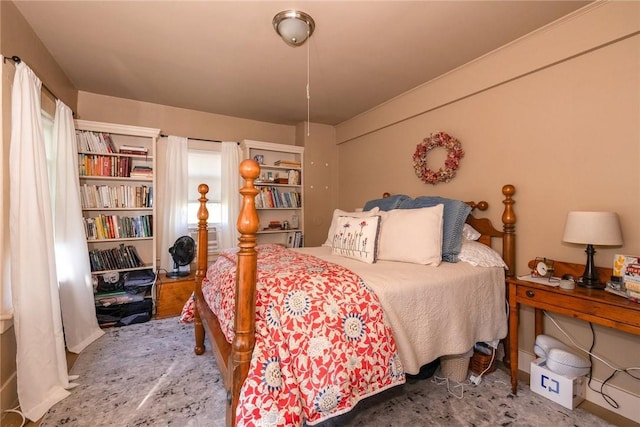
195,244,405,426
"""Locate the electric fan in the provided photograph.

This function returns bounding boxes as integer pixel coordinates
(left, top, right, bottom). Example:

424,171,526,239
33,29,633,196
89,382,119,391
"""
167,236,196,278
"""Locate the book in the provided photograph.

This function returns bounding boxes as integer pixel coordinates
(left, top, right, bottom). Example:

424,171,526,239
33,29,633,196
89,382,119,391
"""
624,280,640,292
119,145,148,155
274,160,301,167
626,289,640,303
605,286,628,298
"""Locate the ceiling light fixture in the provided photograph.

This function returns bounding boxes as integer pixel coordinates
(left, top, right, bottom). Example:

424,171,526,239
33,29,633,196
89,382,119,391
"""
273,10,315,47
273,9,316,136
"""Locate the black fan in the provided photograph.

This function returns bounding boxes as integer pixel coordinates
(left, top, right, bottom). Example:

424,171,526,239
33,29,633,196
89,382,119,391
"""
167,236,195,278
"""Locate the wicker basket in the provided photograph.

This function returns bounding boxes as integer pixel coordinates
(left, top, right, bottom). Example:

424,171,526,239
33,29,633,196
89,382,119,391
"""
469,350,497,375
440,355,470,382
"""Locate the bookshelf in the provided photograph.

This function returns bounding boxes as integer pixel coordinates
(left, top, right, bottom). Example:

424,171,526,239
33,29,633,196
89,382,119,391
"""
240,140,304,247
75,120,160,326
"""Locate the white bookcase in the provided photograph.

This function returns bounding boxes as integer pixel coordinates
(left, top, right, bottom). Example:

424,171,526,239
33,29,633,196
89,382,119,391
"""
75,119,160,325
240,140,304,247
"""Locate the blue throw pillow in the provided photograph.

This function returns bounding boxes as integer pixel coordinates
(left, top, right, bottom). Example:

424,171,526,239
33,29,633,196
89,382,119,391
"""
399,196,472,262
363,194,411,212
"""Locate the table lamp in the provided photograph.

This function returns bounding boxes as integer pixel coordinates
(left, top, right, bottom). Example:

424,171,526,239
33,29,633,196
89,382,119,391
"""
562,211,623,289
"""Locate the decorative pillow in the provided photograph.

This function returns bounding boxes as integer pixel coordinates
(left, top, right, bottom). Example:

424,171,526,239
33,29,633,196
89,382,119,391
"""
331,215,381,263
462,224,481,241
458,241,507,268
399,196,471,263
323,207,380,247
363,194,411,212
377,205,443,265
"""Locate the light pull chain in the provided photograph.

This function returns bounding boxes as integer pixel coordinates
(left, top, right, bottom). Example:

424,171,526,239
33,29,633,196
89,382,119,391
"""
306,30,310,136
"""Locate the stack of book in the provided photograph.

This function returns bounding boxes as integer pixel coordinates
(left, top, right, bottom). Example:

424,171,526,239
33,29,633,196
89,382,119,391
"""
84,214,153,240
130,166,153,178
76,130,117,154
254,187,301,209
119,145,148,156
625,263,640,303
274,159,301,168
88,244,145,272
80,184,152,209
78,154,132,177
286,231,303,248
607,254,640,303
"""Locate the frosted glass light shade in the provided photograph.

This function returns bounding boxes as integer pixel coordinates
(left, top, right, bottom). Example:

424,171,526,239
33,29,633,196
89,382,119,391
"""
273,10,315,47
562,211,623,246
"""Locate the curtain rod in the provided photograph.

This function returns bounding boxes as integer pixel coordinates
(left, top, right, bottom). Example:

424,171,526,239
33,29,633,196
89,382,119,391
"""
160,134,239,145
3,55,77,117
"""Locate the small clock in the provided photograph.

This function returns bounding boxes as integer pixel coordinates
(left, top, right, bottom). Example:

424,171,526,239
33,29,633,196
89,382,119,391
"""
532,257,555,278
535,261,548,277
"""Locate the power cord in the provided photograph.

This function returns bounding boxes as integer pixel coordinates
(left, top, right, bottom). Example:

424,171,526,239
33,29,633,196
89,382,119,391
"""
470,346,496,386
3,405,26,427
432,375,470,399
544,311,640,409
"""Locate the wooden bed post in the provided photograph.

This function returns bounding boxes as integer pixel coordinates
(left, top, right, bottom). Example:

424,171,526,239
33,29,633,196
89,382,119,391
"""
229,159,260,426
501,184,516,278
500,184,516,369
194,184,209,356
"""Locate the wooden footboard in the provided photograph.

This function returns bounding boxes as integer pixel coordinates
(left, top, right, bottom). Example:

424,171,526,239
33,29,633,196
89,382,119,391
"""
193,160,260,427
194,159,516,427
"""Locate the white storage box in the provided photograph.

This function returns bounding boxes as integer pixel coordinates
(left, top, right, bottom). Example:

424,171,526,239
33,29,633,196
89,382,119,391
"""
530,358,586,409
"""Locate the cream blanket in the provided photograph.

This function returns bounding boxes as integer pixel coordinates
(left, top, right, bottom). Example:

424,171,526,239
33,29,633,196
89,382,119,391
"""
295,246,507,374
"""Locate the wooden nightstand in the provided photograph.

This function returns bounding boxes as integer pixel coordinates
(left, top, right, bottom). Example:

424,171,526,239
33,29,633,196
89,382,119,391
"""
507,260,640,394
155,271,195,319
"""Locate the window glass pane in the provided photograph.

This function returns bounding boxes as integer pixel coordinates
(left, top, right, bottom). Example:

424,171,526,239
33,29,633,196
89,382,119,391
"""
188,150,221,202
187,149,221,226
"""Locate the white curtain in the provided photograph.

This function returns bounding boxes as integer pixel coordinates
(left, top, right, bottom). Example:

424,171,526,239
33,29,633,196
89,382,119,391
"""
220,141,241,249
10,61,71,421
52,100,104,353
160,135,189,272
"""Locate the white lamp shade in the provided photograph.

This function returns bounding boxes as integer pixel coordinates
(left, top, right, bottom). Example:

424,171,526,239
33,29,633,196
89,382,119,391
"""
562,211,623,246
277,18,310,45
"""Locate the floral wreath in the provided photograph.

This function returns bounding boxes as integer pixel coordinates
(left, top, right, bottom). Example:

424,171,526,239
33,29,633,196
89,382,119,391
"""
412,131,464,185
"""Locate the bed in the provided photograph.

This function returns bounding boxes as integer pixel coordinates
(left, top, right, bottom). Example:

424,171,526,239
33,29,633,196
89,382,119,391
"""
191,159,516,426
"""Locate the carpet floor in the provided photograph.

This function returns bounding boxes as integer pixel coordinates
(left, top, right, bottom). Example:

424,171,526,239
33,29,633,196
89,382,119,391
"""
39,318,614,426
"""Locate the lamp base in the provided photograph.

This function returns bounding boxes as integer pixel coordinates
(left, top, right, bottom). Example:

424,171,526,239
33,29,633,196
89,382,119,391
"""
579,243,605,289
577,277,606,290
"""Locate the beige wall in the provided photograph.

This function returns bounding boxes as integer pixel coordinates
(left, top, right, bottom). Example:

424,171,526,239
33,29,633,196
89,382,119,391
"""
295,122,339,247
336,1,640,413
77,92,296,146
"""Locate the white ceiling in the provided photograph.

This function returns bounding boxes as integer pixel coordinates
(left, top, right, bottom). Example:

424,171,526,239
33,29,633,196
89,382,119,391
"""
14,1,589,126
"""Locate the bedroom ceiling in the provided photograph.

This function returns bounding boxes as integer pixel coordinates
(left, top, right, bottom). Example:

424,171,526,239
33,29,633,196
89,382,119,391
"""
13,1,590,126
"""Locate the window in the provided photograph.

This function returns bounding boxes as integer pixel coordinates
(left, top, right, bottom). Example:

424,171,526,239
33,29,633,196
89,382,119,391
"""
188,148,221,254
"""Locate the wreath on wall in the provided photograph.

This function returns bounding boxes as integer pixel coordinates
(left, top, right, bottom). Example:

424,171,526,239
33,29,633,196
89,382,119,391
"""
412,131,464,185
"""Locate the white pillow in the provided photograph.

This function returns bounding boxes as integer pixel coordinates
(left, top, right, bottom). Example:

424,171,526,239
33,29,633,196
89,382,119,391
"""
331,215,381,263
323,207,380,247
462,224,481,241
377,205,443,265
458,240,507,268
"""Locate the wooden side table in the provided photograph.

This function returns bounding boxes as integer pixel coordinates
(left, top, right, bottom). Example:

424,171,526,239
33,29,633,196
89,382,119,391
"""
507,260,640,394
155,271,196,319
